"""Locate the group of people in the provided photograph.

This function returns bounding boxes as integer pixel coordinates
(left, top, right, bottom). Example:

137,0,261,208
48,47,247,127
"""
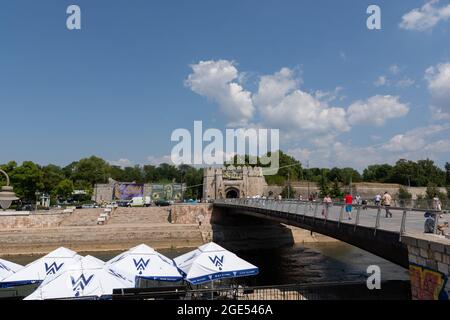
320,191,393,220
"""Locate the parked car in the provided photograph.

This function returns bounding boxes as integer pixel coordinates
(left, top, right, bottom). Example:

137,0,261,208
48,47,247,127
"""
81,203,98,209
117,200,131,207
16,203,33,211
128,197,152,207
154,200,171,207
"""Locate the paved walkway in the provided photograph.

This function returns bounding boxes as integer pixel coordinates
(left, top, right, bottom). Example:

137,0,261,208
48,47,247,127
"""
218,200,449,236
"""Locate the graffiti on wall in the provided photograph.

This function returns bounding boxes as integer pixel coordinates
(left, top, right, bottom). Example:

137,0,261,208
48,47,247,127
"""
114,183,144,200
151,184,183,200
409,264,448,300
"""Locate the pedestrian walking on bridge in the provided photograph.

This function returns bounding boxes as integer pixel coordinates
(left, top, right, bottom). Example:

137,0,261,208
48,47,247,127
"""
382,191,392,218
322,194,332,219
345,193,353,220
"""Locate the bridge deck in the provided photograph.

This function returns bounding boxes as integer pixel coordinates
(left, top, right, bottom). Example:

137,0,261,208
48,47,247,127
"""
214,199,449,268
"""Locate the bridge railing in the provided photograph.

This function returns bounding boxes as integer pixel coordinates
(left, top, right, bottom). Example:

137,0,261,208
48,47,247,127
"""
214,198,448,240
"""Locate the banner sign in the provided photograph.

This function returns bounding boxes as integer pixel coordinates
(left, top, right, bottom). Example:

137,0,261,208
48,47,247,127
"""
114,183,144,200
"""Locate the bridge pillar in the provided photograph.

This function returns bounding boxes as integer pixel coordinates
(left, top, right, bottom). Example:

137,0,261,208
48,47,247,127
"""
402,234,450,300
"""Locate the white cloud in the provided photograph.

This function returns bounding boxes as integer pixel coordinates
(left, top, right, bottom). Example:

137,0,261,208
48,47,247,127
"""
287,125,450,171
147,155,174,166
252,68,300,108
396,78,415,88
109,158,133,168
425,63,450,118
314,87,345,103
374,64,415,88
400,0,450,31
254,68,350,137
185,60,255,126
347,95,410,126
374,76,388,87
389,64,401,75
430,106,450,120
382,125,450,152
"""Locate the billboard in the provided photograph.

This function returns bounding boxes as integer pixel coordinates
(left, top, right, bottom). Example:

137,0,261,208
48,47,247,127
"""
114,183,144,200
151,184,184,200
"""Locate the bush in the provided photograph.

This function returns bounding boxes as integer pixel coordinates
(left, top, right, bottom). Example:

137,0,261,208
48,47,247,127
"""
281,185,296,199
397,187,412,200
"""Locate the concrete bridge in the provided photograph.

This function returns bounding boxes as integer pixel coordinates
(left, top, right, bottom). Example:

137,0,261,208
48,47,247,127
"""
214,198,450,300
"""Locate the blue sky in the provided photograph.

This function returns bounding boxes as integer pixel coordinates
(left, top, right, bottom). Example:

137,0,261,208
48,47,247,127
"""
1,0,450,170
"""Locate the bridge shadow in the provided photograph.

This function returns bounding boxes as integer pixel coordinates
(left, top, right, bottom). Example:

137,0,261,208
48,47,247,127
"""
213,203,410,269
208,206,296,251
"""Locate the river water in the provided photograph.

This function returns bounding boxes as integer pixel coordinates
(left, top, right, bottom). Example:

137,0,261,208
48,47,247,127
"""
4,242,409,288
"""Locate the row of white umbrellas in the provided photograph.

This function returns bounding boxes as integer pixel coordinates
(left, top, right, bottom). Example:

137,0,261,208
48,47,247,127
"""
0,242,258,300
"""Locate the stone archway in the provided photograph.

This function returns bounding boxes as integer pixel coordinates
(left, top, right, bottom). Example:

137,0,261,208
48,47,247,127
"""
225,188,240,199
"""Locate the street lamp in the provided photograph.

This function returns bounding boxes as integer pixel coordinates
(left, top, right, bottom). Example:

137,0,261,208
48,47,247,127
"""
0,169,19,210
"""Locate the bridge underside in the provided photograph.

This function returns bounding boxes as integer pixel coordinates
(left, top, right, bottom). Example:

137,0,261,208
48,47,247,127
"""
214,203,409,269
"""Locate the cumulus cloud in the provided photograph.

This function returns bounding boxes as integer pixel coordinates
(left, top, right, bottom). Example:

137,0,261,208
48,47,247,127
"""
185,60,254,126
109,158,133,168
347,95,410,126
400,0,450,31
252,68,300,108
287,125,450,171
381,125,450,152
425,62,450,119
254,68,350,138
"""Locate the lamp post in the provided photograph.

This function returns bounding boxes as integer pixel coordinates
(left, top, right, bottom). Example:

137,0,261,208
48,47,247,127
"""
0,169,19,210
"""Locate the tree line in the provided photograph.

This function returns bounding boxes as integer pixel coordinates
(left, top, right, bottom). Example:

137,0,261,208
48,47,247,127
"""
0,157,203,203
1,152,449,203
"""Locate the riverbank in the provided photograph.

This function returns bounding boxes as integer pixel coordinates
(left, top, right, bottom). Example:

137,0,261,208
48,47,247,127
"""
0,205,338,257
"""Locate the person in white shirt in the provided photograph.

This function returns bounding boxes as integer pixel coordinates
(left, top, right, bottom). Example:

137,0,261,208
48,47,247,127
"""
433,196,442,212
374,194,382,206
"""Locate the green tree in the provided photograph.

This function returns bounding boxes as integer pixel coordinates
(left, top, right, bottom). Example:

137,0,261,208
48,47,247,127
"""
318,170,330,198
445,162,450,185
122,166,144,183
70,156,111,187
0,161,18,187
9,161,44,201
143,165,159,182
340,168,362,185
330,179,343,199
363,164,393,182
42,165,65,194
181,166,203,200
425,183,446,200
53,179,74,201
281,184,296,199
397,186,412,200
328,167,343,183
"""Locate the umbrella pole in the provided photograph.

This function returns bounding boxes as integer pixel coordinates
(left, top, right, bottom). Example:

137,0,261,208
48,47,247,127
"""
211,280,214,301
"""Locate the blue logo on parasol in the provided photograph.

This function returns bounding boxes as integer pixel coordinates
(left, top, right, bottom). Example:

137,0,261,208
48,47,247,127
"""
209,255,224,271
133,258,150,275
71,274,94,297
45,262,64,275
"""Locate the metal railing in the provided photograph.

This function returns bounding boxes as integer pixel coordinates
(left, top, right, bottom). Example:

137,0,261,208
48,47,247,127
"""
214,198,448,239
111,281,411,300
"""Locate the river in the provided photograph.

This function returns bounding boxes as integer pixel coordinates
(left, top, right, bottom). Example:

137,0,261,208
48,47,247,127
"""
3,241,410,299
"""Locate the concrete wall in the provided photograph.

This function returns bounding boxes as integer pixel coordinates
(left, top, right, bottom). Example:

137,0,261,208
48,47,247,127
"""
171,203,213,225
0,212,70,229
171,203,336,250
265,182,448,200
402,234,450,300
